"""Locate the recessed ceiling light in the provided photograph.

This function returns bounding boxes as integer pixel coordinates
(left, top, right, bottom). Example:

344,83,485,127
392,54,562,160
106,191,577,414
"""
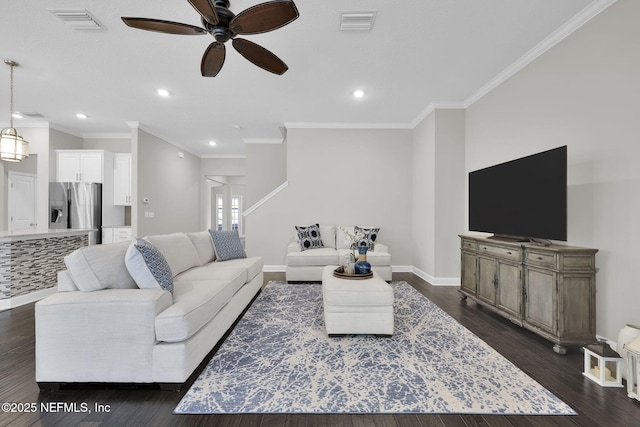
209,141,217,146
12,112,23,119
76,113,87,119
353,89,365,98
157,88,170,97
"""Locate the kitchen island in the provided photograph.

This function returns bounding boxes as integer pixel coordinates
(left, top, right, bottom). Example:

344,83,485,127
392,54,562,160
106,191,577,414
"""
0,229,93,310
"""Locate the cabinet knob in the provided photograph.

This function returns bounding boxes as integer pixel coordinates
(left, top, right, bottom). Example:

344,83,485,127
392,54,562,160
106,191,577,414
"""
537,256,543,260
507,251,512,255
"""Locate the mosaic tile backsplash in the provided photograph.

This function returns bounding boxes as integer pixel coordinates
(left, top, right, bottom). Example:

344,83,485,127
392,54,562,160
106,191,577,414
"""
0,235,88,299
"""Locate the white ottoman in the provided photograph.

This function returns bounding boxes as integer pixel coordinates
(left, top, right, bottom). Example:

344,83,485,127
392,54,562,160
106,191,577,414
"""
322,265,394,336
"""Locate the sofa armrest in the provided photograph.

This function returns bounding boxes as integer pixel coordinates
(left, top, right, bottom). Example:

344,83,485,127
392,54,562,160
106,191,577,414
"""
35,289,173,383
372,243,389,253
287,241,301,253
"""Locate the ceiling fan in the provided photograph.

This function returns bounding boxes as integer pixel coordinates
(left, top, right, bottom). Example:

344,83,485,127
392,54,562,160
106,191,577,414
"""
122,0,299,77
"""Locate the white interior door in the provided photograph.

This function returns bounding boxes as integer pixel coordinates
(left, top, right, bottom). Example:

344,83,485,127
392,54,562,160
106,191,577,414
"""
8,172,37,232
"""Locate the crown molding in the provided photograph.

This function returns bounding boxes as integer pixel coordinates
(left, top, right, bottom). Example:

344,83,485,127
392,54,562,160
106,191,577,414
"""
284,122,413,130
244,138,284,144
464,0,617,108
82,132,131,139
200,154,246,159
410,102,467,128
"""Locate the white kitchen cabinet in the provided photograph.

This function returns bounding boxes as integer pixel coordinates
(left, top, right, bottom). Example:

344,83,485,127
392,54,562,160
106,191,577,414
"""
113,153,132,206
102,227,132,244
56,150,105,183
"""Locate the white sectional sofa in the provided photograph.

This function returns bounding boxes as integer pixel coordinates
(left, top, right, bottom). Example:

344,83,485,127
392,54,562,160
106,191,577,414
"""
35,230,263,390
286,225,392,282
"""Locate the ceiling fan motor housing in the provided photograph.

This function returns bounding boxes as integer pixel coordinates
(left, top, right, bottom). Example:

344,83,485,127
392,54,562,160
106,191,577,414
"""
202,4,236,42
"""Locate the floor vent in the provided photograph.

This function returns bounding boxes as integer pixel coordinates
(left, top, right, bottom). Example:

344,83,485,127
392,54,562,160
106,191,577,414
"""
338,10,377,31
49,9,104,30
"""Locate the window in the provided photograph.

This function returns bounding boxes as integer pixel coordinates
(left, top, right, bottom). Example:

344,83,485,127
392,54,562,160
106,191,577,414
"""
216,194,223,231
231,195,242,234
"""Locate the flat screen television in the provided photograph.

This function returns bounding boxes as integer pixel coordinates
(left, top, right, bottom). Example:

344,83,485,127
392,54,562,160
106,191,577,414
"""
468,146,567,242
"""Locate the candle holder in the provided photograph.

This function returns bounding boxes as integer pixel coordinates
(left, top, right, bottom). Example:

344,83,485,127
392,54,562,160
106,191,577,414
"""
582,341,623,387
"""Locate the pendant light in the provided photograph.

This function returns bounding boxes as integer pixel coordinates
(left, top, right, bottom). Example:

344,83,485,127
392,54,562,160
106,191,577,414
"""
1,60,29,162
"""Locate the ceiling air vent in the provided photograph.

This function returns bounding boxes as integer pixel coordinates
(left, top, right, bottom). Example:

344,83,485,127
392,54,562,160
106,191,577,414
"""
338,10,377,31
49,9,104,30
21,112,46,118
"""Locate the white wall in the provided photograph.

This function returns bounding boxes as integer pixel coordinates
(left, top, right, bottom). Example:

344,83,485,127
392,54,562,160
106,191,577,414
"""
465,0,640,340
246,127,413,267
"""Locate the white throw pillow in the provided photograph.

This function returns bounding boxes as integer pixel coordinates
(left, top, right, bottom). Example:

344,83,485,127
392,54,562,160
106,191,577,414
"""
124,238,174,292
64,241,136,292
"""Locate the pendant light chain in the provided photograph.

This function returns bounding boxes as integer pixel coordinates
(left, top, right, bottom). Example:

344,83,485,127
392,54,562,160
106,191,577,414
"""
9,61,14,128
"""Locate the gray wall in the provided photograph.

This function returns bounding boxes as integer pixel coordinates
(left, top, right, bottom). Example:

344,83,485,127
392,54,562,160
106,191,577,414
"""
412,109,465,282
136,129,201,236
464,0,640,341
246,127,413,267
246,141,287,208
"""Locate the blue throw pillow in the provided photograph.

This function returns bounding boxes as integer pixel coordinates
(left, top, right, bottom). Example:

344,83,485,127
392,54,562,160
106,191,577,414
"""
124,238,174,292
209,230,247,261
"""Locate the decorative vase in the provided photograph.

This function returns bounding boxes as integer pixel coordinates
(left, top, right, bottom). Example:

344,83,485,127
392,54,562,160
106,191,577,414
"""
617,324,640,379
354,246,371,275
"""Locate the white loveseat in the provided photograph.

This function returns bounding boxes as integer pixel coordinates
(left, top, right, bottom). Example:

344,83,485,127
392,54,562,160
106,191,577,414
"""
286,225,392,282
35,230,263,389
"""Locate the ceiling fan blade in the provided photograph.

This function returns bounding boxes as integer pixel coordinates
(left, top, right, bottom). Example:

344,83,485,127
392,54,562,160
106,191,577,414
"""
186,0,219,25
201,42,226,77
230,0,299,35
232,38,288,75
122,17,206,35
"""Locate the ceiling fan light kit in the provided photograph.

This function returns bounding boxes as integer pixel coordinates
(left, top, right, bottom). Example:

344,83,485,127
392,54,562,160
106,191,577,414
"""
122,0,299,77
1,60,29,162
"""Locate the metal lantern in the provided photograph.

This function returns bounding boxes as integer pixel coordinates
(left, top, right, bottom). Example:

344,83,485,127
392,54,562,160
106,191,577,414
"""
624,336,640,401
583,341,623,387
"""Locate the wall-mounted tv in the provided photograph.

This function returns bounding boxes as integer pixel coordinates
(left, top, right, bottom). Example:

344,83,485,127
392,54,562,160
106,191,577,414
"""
468,146,567,242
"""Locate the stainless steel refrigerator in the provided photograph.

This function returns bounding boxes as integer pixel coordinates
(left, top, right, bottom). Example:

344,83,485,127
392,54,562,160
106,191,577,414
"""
49,182,102,244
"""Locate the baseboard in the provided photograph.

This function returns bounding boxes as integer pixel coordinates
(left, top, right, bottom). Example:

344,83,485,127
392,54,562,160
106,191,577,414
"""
411,267,460,287
0,287,58,312
263,265,460,287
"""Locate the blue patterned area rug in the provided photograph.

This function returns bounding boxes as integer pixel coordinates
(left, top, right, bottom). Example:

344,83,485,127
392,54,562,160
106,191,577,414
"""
175,282,576,415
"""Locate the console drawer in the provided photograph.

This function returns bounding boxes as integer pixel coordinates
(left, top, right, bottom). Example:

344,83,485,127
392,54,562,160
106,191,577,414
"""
525,250,557,268
478,243,521,262
461,239,477,251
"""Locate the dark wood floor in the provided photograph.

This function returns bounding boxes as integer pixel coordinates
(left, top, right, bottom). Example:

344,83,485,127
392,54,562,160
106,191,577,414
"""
1,273,639,426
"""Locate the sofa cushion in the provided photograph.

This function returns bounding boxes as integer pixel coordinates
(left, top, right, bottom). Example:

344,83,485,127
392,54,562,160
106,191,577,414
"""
287,247,339,266
187,230,216,265
295,224,324,251
125,238,174,293
155,274,246,342
146,233,200,277
174,262,246,283
64,241,136,292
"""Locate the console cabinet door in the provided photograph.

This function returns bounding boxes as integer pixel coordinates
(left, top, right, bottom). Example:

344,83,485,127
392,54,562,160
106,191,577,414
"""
497,262,522,318
461,251,477,295
524,267,557,335
477,257,497,306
